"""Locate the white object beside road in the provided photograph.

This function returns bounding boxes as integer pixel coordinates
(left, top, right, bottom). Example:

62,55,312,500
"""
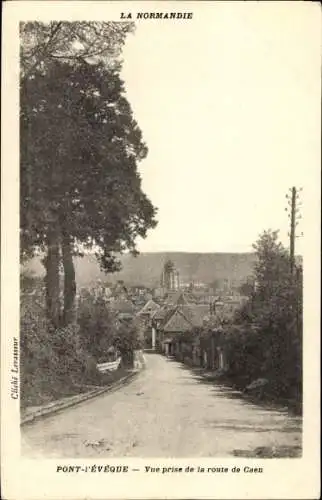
97,357,122,373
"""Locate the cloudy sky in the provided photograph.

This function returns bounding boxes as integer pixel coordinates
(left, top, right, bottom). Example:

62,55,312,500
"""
121,3,320,253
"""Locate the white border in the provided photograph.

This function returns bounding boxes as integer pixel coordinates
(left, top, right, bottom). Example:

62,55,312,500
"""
1,2,321,499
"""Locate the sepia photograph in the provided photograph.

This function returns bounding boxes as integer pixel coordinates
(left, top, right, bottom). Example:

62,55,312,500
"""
1,1,321,499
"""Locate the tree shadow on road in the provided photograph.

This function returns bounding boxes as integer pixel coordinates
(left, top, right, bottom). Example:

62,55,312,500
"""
233,445,302,458
165,357,302,418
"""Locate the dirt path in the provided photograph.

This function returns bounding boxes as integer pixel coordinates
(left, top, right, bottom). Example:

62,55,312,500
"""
22,353,302,458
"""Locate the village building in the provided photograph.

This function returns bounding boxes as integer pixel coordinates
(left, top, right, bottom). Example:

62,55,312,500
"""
157,303,208,354
136,299,161,349
163,289,190,306
137,283,248,373
137,298,161,318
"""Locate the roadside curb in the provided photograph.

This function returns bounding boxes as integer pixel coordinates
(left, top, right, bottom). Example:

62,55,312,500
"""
21,369,141,426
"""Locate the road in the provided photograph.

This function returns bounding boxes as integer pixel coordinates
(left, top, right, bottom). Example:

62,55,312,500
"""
21,353,301,458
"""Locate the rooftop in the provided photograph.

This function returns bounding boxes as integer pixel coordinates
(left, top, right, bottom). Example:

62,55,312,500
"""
163,309,193,333
137,299,161,316
109,299,135,314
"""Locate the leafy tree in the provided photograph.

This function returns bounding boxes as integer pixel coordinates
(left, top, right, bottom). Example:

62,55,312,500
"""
113,320,142,366
20,292,90,405
20,21,134,80
222,230,302,405
20,28,157,326
77,289,141,367
77,292,116,360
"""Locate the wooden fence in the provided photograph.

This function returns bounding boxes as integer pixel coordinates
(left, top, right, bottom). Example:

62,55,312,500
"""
97,357,122,373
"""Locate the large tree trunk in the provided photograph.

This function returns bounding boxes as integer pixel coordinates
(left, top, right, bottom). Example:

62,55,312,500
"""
62,233,76,326
44,230,61,328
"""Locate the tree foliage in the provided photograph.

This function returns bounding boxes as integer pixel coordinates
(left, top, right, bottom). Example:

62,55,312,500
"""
21,59,156,262
21,286,142,405
224,230,302,405
20,22,157,325
20,293,89,405
77,290,142,366
20,21,134,80
77,292,117,360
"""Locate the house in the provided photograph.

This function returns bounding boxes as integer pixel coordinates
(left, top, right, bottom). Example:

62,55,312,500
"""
135,299,161,349
141,291,193,350
144,286,245,364
160,307,194,356
163,290,190,306
154,303,210,357
180,304,210,326
147,292,239,372
137,299,161,319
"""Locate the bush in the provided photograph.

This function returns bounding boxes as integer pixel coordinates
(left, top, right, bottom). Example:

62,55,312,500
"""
20,290,102,405
77,292,116,360
218,230,302,408
21,285,142,406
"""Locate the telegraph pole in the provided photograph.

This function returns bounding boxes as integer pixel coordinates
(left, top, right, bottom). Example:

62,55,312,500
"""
286,187,303,276
285,188,303,361
289,187,296,275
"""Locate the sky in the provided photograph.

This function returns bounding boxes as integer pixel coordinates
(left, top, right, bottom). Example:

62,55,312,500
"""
121,3,320,253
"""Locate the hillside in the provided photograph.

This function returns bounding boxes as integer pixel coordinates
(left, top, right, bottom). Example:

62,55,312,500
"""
24,252,257,288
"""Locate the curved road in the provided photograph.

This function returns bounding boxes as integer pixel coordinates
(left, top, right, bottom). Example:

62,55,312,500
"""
22,353,301,458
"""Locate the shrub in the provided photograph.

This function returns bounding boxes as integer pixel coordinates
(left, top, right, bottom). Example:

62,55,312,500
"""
218,231,303,407
77,292,116,360
20,285,142,406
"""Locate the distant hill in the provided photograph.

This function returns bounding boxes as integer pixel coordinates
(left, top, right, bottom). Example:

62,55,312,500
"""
24,252,257,288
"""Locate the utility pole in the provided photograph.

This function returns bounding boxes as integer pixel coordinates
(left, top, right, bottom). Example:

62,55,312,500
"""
285,187,303,276
289,187,296,275
285,188,303,364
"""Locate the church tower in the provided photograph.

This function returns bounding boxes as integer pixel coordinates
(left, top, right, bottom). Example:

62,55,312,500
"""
161,260,180,291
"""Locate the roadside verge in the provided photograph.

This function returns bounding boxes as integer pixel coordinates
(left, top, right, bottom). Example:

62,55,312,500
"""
21,368,141,426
